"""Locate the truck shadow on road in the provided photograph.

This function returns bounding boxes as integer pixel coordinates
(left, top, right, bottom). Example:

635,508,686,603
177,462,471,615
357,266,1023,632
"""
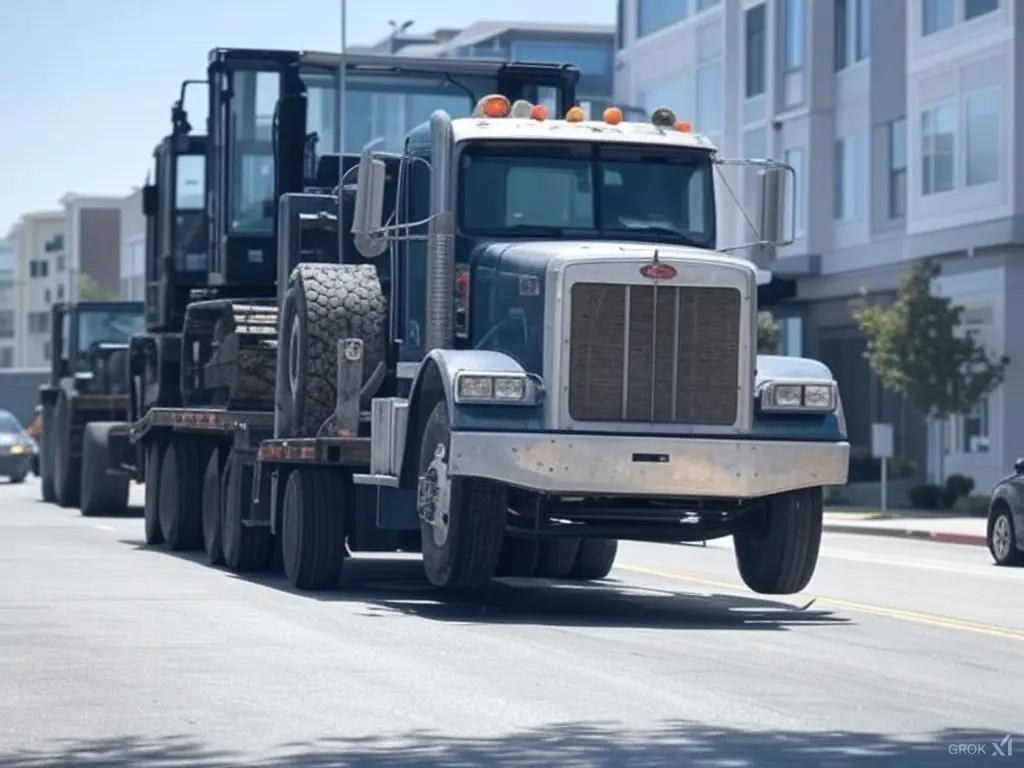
0,722,1001,767
122,541,849,632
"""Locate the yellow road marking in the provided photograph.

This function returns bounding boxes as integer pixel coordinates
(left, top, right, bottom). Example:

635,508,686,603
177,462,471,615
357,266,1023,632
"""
617,564,1024,642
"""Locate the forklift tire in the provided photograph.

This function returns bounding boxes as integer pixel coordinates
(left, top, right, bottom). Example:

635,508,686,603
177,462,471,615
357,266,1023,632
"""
278,263,387,438
143,440,165,546
494,537,539,577
40,418,56,502
418,400,507,589
52,392,81,509
80,422,129,517
569,540,618,581
221,453,274,573
158,440,205,551
535,539,582,579
201,449,225,565
281,468,348,590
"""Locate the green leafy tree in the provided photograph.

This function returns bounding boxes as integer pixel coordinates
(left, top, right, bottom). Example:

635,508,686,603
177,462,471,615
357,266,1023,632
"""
757,311,781,354
77,273,117,301
853,258,1008,421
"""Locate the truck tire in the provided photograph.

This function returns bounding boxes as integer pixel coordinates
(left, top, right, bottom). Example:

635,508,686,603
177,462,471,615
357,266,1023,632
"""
221,452,274,573
277,263,387,438
158,440,204,551
80,422,129,517
569,540,618,580
733,487,823,595
143,440,164,546
418,400,507,589
52,392,80,508
494,537,539,577
202,449,226,565
281,468,348,590
536,539,581,579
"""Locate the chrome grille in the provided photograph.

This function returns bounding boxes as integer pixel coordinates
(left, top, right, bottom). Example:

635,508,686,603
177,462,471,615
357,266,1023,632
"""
567,283,741,424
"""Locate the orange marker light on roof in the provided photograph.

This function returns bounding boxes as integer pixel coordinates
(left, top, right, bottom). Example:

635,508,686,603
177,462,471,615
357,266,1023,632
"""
565,106,585,122
530,103,548,121
675,120,692,132
474,94,511,118
603,106,624,125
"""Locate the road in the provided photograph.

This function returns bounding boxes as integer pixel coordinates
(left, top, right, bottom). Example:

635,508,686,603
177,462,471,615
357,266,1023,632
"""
0,477,1021,767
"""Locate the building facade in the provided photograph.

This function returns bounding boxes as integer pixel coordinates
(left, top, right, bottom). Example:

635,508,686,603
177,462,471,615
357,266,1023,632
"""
119,188,146,301
6,211,66,367
0,240,15,368
616,0,1018,489
60,194,124,301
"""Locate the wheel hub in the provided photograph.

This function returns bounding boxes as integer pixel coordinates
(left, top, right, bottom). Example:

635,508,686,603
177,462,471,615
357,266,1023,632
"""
417,443,451,548
992,514,1013,560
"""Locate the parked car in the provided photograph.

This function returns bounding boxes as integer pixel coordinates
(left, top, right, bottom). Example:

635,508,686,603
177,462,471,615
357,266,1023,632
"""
987,458,1024,566
0,409,37,484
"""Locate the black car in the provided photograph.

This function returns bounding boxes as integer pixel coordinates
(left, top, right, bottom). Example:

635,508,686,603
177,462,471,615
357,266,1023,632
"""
987,458,1024,566
0,409,36,484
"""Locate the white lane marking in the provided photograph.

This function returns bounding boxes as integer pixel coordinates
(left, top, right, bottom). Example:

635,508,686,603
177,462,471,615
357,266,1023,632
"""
93,525,116,532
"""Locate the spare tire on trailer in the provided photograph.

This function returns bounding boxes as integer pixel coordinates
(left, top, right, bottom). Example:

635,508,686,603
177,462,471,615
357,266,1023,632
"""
276,263,387,438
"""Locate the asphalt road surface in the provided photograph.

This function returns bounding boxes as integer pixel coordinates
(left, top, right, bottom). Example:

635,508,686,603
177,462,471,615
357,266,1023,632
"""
1,477,1021,767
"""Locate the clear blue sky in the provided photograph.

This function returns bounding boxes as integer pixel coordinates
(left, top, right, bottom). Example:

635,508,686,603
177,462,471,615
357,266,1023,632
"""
0,0,614,234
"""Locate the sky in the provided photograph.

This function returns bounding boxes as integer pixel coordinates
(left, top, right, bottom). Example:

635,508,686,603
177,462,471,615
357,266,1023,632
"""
0,0,615,234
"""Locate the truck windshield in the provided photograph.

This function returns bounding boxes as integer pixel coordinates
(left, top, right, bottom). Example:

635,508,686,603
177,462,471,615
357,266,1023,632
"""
230,67,481,234
458,142,717,250
76,310,145,364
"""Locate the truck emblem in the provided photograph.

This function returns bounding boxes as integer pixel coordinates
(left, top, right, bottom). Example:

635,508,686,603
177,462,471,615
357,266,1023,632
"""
639,262,676,280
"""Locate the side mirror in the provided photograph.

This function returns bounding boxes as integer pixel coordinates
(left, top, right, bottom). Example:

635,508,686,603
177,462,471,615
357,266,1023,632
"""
757,167,786,249
1014,457,1024,475
352,147,388,259
142,184,158,218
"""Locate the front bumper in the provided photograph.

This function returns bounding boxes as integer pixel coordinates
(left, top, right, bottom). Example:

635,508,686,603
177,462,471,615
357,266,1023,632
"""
0,453,33,477
448,432,849,498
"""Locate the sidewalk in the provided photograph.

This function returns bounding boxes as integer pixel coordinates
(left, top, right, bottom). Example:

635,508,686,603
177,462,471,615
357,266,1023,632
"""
823,508,987,548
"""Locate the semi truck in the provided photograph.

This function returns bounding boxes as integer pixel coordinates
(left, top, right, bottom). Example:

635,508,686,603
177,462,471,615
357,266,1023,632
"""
116,47,849,596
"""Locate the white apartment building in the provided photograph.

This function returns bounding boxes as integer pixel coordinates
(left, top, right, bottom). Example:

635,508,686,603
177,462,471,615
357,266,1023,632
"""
5,211,66,367
0,239,15,368
615,0,1017,489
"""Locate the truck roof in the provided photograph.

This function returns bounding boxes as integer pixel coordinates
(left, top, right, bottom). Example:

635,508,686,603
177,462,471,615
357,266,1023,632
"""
449,117,718,152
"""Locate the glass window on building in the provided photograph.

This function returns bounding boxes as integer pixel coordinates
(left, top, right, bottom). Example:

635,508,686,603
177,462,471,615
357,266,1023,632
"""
636,0,690,38
511,42,611,77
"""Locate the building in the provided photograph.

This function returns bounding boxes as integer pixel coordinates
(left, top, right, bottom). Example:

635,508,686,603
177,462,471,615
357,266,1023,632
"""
364,20,616,117
6,210,65,367
119,187,146,301
0,239,15,368
60,194,124,301
615,0,1016,488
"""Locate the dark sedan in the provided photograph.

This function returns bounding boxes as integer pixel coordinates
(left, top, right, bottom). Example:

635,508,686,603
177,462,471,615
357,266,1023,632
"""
987,458,1024,566
0,410,37,484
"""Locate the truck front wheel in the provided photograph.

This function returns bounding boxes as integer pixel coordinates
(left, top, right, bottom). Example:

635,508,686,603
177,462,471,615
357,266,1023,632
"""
417,400,506,589
733,487,823,595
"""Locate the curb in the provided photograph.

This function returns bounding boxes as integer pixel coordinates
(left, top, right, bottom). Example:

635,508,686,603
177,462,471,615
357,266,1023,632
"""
823,522,987,548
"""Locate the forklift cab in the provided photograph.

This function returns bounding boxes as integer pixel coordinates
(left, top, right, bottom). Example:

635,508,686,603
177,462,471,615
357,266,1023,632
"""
49,302,145,395
142,134,208,331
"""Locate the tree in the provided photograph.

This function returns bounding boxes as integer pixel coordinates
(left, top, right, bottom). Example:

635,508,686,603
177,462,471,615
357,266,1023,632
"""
757,311,781,354
853,258,1008,421
77,273,117,301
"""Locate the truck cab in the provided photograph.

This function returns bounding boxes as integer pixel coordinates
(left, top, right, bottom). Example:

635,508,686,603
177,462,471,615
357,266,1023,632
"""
347,97,849,595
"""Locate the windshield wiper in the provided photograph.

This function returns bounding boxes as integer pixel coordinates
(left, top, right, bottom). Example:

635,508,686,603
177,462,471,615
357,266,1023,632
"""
603,224,706,247
483,224,572,237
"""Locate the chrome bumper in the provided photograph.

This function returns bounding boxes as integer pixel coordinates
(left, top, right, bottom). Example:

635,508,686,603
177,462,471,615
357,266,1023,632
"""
448,432,849,498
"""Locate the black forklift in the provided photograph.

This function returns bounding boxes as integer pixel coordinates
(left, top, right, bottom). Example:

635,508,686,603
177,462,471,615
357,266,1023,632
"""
38,300,144,514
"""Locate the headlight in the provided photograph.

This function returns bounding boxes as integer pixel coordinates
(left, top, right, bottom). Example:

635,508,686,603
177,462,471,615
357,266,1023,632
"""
759,381,837,412
454,372,540,405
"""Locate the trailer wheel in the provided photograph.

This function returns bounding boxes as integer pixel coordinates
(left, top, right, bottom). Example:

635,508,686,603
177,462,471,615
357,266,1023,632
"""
52,392,80,508
158,440,204,551
277,263,387,438
569,540,618,581
280,468,348,590
536,539,582,579
80,422,129,517
494,537,539,577
418,400,507,589
143,440,164,546
221,453,274,573
733,487,823,595
201,448,226,565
